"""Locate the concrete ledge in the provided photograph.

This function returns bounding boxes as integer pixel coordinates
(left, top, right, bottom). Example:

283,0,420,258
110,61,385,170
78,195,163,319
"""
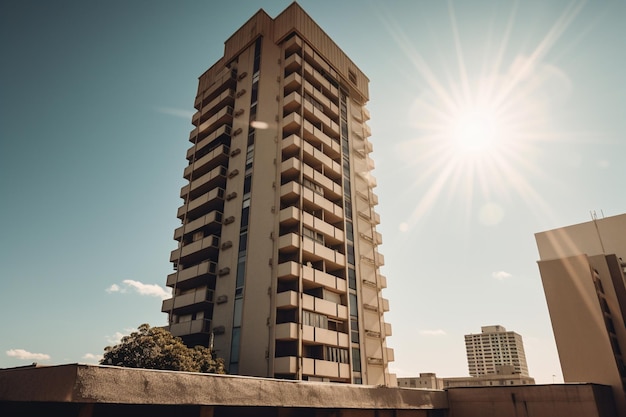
0,364,447,410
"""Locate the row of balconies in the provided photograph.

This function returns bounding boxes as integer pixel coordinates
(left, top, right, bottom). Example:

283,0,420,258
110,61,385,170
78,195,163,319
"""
177,187,225,220
183,143,229,180
274,356,350,379
275,323,350,348
194,67,237,110
161,286,213,315
282,134,342,181
277,261,347,294
169,318,211,337
192,89,235,127
170,234,220,265
281,157,342,201
280,181,344,224
186,125,231,161
166,260,217,289
278,233,346,270
189,106,233,142
180,165,227,200
279,207,345,245
173,210,223,241
276,290,348,320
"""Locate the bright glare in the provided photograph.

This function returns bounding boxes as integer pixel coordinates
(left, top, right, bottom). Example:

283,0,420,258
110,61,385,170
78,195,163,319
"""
452,109,498,152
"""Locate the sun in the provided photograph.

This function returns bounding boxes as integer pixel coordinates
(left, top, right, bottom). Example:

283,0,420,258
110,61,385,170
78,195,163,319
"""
451,108,499,152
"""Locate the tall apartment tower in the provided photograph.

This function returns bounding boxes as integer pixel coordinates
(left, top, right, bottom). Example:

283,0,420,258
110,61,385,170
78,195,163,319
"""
535,213,626,415
464,325,530,377
161,3,394,386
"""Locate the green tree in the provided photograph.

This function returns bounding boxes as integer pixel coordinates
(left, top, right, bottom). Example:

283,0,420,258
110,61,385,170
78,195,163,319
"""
101,323,225,374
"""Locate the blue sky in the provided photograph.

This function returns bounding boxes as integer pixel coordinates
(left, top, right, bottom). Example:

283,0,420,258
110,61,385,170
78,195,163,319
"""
1,0,624,383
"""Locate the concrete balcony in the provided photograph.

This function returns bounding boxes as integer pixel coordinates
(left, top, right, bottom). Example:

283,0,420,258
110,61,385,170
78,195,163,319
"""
302,211,344,244
378,274,387,289
278,233,299,253
170,235,220,264
275,322,298,341
302,263,346,293
189,106,233,142
386,347,395,362
277,261,299,280
169,318,210,337
302,294,348,320
380,297,390,312
302,358,350,379
276,290,298,309
283,35,302,54
303,120,341,159
283,72,302,95
282,134,341,180
174,211,222,241
274,356,297,374
194,67,236,110
183,144,229,180
302,61,339,102
384,322,392,337
302,163,342,200
303,101,339,138
302,325,349,348
283,52,302,75
166,261,217,289
302,238,345,270
282,112,302,135
362,106,371,120
280,182,343,224
375,252,385,266
161,287,213,315
192,89,235,127
283,91,302,114
177,187,224,220
180,166,227,200
303,79,339,119
186,125,231,161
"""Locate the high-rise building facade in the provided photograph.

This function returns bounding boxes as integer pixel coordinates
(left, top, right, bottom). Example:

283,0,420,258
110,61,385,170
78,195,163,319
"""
535,213,626,415
161,3,394,385
464,325,529,377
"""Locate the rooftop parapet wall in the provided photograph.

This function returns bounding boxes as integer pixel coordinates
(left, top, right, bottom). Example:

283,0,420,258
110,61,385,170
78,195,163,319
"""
0,364,446,410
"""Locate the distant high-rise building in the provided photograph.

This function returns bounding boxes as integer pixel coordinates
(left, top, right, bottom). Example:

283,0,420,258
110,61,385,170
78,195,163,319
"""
161,3,394,385
536,213,626,415
464,325,529,377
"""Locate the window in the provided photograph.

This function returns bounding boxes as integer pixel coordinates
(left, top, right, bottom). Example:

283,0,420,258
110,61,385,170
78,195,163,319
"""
352,348,361,372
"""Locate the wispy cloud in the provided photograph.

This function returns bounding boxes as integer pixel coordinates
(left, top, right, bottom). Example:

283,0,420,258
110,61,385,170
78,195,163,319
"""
492,271,513,280
6,349,51,361
106,280,170,299
155,106,194,119
419,329,447,336
106,283,121,293
105,329,134,345
82,353,102,363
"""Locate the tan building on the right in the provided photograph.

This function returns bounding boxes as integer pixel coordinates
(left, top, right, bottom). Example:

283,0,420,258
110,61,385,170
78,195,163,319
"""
535,213,626,415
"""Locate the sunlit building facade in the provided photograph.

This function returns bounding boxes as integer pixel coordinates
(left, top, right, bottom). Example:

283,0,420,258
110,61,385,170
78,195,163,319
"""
465,325,529,377
535,213,626,415
161,3,394,385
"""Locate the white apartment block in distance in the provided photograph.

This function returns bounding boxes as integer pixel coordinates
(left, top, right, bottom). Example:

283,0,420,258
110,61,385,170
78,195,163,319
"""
465,325,529,377
161,3,394,385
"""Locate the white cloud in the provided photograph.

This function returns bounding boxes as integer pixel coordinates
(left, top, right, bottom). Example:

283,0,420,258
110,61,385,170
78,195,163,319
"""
106,283,122,293
155,106,194,119
106,280,170,299
105,329,133,345
122,279,171,299
6,349,51,361
419,329,446,336
82,353,102,363
492,271,513,280
398,222,409,232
